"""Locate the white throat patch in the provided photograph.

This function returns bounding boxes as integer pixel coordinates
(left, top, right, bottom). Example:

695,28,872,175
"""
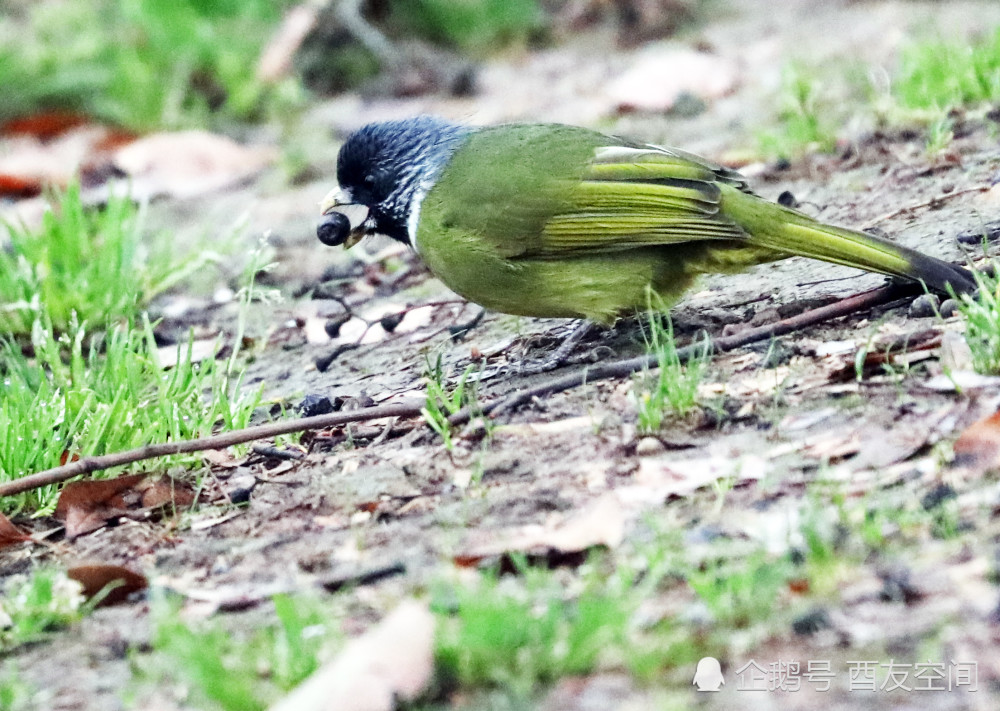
406,178,435,254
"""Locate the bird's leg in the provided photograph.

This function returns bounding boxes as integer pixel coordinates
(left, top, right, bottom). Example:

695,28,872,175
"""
449,308,486,341
519,320,598,374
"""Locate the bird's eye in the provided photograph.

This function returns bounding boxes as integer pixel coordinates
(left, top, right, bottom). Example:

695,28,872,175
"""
363,174,376,187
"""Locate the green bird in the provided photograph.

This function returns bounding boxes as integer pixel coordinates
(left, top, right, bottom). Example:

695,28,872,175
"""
317,116,974,325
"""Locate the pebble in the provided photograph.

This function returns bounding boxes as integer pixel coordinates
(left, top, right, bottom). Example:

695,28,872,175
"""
939,298,961,317
908,293,940,318
636,436,666,456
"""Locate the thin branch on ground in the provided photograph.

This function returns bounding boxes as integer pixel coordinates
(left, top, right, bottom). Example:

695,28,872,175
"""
450,279,923,423
0,404,423,498
861,184,990,230
0,278,940,499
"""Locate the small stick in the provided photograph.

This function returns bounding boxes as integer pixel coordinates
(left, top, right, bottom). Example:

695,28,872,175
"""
451,280,920,423
0,404,421,498
250,444,306,461
861,185,990,230
0,279,939,499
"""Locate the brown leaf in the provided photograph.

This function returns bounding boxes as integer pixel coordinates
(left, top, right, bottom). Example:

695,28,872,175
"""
111,130,275,201
55,474,146,539
67,564,148,606
0,173,42,199
458,493,625,566
135,477,196,509
59,450,81,466
54,474,194,539
0,124,116,192
952,410,1000,475
269,600,434,711
607,48,739,113
0,512,31,549
1,112,90,139
201,449,245,469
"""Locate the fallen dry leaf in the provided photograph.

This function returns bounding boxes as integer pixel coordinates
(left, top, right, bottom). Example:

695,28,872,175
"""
0,512,31,549
66,564,148,606
110,130,275,200
952,410,1000,475
136,477,196,509
923,371,1000,391
155,338,220,367
607,47,739,113
55,474,194,539
626,454,765,502
1,111,90,139
0,173,42,199
55,474,146,539
457,493,625,565
269,600,434,711
0,124,117,192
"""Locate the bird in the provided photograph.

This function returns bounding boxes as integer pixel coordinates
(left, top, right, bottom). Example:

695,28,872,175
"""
317,116,975,326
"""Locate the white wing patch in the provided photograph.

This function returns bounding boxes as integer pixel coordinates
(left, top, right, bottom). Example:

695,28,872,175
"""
592,145,667,163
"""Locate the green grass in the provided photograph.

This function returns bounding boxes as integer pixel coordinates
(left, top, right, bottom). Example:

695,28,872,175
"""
0,0,298,130
422,354,483,450
758,64,840,160
893,27,1000,115
0,568,85,653
633,313,710,432
0,317,260,514
434,559,631,697
141,592,334,711
687,549,795,628
0,184,215,336
757,28,1000,160
0,666,33,711
956,266,1000,374
387,0,545,55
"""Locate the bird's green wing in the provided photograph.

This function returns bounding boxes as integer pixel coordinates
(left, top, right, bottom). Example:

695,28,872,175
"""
532,145,752,256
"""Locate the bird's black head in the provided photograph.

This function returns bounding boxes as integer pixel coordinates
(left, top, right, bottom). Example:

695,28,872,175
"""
325,116,470,246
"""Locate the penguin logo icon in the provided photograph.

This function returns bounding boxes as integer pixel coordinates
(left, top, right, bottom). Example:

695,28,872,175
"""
693,657,725,691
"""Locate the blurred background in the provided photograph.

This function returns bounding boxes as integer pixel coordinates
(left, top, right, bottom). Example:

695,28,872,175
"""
3,0,998,289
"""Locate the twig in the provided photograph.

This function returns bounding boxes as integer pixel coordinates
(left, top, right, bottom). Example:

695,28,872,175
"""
450,280,921,423
0,278,943,499
861,185,990,230
336,0,399,65
0,404,422,498
250,444,306,461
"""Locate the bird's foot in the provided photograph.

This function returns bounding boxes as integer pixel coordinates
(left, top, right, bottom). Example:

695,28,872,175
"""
449,308,486,341
517,320,598,375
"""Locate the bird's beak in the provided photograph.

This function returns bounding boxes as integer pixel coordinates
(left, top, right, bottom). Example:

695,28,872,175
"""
319,187,368,249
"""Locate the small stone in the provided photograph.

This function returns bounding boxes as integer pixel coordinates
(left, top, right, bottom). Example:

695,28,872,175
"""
939,298,960,317
227,475,257,504
792,608,831,636
299,393,336,417
636,437,666,456
921,482,956,510
908,293,940,318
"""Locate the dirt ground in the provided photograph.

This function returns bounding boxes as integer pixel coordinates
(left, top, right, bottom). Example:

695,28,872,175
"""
5,1,1000,709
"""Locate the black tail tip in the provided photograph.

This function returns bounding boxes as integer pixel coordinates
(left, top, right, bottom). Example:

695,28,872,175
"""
909,255,978,297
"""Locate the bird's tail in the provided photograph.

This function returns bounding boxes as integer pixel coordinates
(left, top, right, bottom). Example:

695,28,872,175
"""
721,186,976,296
